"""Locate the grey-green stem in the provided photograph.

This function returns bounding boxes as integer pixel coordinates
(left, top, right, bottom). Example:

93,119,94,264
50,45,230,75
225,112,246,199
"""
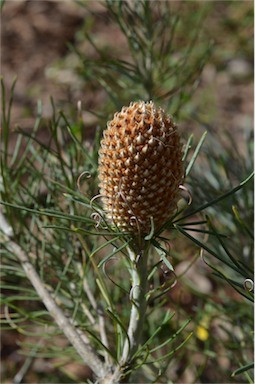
110,245,149,383
122,246,149,361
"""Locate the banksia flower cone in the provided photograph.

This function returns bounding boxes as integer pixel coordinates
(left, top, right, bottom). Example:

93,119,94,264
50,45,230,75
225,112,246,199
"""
98,101,183,235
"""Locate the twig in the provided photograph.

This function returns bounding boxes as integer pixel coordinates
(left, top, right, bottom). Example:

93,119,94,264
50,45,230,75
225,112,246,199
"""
6,240,108,381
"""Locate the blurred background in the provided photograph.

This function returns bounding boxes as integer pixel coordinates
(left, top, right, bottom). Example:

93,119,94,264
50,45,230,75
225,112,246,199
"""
2,1,253,141
1,1,253,383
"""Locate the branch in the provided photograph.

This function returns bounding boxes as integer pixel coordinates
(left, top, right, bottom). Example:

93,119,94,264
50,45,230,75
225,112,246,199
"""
6,240,108,381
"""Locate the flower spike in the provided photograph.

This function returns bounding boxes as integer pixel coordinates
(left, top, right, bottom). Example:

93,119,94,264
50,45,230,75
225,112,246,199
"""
98,101,184,235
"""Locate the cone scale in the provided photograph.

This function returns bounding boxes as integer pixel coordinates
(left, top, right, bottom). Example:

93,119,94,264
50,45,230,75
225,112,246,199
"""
98,101,184,236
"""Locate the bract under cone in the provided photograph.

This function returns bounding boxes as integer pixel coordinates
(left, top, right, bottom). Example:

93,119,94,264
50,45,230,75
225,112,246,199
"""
98,101,183,235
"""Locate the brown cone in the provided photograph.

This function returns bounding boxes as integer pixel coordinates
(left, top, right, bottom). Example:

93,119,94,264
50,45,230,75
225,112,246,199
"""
98,101,184,235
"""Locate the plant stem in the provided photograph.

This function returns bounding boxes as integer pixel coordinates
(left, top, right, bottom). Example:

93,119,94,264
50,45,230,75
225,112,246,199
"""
122,246,149,362
109,244,149,383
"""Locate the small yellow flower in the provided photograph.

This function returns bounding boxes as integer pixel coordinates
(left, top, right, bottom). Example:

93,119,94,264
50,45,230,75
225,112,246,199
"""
98,101,184,235
196,324,209,342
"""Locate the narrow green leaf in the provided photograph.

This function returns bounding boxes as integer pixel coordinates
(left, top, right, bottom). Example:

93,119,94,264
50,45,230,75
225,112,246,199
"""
174,172,254,223
185,131,207,176
174,225,242,274
134,311,175,357
145,331,193,364
152,240,174,272
207,217,250,277
85,327,118,362
0,201,94,224
182,133,193,162
232,362,254,377
232,205,254,239
202,257,253,302
106,308,131,360
179,227,227,237
98,240,130,269
150,318,191,353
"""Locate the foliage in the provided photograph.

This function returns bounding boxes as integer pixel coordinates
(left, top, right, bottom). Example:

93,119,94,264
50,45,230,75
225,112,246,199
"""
1,1,254,383
73,0,213,117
